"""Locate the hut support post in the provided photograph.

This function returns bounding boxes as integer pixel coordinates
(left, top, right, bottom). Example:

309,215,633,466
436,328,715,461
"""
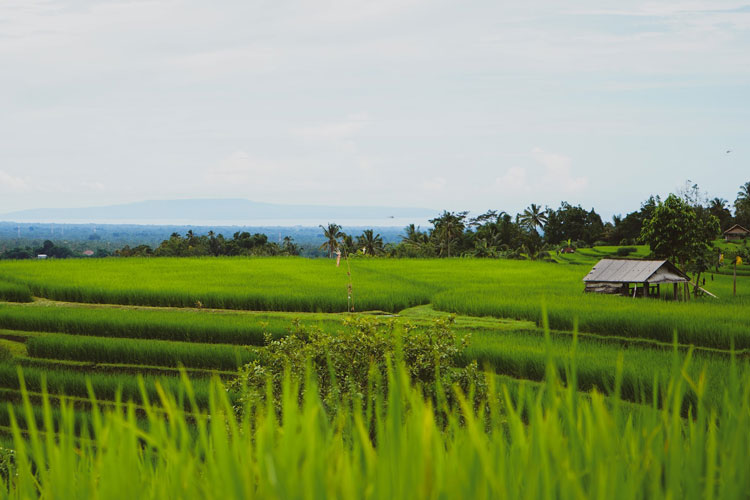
673,283,679,301
643,282,649,297
656,284,660,298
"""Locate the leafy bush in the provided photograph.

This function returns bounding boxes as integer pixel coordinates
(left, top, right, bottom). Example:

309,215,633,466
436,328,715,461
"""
230,316,486,415
615,247,638,257
593,240,608,247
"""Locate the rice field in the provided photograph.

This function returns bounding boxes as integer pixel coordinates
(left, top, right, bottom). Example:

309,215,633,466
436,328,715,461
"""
0,253,749,497
2,359,750,499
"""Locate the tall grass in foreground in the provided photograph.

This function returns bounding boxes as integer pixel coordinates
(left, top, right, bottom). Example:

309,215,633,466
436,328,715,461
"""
2,354,750,499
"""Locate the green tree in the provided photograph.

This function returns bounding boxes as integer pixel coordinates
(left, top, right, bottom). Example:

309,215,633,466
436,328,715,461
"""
708,198,733,231
734,181,750,228
640,194,720,268
429,211,467,258
518,204,548,233
319,223,343,258
357,229,384,256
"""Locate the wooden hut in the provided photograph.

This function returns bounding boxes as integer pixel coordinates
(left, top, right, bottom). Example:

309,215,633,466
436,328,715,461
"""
723,224,750,242
583,259,689,298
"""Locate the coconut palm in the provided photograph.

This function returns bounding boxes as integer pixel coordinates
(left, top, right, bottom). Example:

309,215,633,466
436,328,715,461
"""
735,182,750,226
429,211,467,258
401,224,429,247
518,204,548,232
339,233,356,255
319,223,342,258
357,229,384,256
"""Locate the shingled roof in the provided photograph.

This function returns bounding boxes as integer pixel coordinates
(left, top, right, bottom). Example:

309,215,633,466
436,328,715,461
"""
583,259,688,284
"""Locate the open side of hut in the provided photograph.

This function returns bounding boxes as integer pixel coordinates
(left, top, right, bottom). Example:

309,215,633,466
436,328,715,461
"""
583,259,689,298
724,224,750,242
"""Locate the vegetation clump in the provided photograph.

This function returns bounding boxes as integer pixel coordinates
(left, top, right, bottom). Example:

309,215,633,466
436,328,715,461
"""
230,316,486,415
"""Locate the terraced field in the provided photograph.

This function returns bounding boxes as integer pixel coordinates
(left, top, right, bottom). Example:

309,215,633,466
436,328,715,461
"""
0,248,748,434
1,249,749,497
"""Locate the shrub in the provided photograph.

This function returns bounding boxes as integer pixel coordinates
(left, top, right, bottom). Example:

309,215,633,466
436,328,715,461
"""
615,247,638,257
230,316,486,416
593,240,608,247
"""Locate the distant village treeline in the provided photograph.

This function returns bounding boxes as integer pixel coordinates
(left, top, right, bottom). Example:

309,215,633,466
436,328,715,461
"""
1,181,749,263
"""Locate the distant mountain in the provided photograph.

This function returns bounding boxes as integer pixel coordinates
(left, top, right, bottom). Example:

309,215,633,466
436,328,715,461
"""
0,199,437,224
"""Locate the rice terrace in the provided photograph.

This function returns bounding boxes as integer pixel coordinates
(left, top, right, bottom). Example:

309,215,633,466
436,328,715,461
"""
2,1,750,498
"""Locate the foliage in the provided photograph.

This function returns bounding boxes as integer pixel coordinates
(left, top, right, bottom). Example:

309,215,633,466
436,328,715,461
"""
2,352,750,498
641,194,720,267
356,229,385,256
230,316,485,414
615,246,637,256
319,223,343,258
544,202,605,245
429,211,468,257
735,181,750,228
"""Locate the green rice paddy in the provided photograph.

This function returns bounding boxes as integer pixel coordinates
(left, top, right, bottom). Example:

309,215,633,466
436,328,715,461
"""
0,252,748,497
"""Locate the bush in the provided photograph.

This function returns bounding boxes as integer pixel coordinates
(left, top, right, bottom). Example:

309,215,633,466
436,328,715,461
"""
230,316,486,416
593,240,608,247
615,247,637,257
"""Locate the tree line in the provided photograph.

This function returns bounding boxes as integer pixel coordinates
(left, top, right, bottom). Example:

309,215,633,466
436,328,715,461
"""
320,181,750,267
116,230,301,257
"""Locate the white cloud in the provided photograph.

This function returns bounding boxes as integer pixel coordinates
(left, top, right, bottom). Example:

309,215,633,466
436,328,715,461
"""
422,176,447,191
530,147,588,193
495,166,528,192
494,148,588,198
0,170,30,192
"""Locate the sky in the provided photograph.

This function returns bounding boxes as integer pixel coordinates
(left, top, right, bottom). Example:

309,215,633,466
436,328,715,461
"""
1,0,749,221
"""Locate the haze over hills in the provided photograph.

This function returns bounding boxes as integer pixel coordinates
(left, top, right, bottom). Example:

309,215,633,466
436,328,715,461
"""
0,199,437,226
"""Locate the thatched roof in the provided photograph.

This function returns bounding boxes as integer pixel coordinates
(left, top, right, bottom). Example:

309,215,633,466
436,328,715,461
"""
583,259,688,284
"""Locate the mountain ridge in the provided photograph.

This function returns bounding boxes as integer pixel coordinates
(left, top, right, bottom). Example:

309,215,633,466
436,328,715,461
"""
0,198,437,223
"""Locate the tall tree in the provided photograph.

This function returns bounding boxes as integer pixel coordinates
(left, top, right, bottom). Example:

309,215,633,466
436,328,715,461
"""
708,198,733,231
735,181,750,228
518,204,548,233
319,223,343,258
357,229,384,256
640,194,720,268
429,211,467,258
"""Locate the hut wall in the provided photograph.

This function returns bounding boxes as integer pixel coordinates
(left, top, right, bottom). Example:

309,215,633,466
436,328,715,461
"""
584,282,626,295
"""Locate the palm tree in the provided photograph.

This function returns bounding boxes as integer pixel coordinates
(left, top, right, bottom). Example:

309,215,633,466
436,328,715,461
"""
357,229,384,256
518,204,548,232
339,233,356,255
401,224,428,247
429,211,467,258
319,223,342,258
469,238,498,258
735,182,750,227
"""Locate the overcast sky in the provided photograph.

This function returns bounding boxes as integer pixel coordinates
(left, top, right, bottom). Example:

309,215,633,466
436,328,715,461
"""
1,0,749,220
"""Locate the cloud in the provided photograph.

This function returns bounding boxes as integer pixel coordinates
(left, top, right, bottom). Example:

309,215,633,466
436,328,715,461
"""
530,147,588,192
494,148,588,196
292,114,370,154
495,166,528,192
422,176,447,191
0,170,30,192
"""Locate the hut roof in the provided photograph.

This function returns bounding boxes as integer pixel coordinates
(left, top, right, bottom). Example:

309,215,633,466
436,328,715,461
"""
583,259,688,284
723,224,750,235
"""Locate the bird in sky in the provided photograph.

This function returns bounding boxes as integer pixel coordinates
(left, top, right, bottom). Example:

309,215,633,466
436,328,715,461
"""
726,150,732,154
